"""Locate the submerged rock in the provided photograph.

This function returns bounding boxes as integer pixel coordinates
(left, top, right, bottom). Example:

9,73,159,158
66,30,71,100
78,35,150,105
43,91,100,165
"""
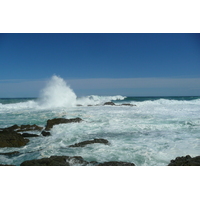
0,151,20,157
2,124,43,132
45,117,83,131
121,103,136,106
168,155,200,166
20,155,89,166
0,130,29,147
104,102,115,106
97,161,135,166
69,138,109,147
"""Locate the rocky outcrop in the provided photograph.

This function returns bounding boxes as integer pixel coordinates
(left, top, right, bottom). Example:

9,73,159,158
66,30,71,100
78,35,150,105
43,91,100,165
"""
68,138,109,147
20,156,89,166
104,102,115,106
45,117,83,131
19,155,136,166
97,161,135,166
168,155,200,166
0,130,29,147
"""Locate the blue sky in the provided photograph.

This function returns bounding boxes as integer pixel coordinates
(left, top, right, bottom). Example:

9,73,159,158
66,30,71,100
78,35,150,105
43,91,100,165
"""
0,33,200,97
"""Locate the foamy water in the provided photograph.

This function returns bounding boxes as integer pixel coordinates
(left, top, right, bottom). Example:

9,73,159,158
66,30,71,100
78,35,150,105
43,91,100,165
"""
0,76,200,165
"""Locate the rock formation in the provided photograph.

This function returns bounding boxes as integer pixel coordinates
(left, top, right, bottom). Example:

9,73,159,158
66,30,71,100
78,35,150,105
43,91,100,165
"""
0,130,29,147
168,155,200,166
69,138,109,147
45,117,83,131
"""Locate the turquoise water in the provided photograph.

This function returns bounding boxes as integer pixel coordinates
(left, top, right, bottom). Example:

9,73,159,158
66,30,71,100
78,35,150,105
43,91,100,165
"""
0,76,200,166
1,96,200,166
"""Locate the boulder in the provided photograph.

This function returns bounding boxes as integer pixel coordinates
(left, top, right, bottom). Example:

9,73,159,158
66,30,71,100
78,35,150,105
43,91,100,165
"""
168,155,200,166
41,131,51,137
97,161,135,166
103,102,115,106
45,117,83,131
20,155,89,166
68,138,109,147
0,130,29,147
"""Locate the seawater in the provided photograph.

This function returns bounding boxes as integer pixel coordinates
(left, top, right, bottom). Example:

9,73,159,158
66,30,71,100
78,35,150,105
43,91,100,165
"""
0,76,200,166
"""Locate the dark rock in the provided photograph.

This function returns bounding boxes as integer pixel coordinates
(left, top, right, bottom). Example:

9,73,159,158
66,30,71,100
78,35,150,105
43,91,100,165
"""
21,133,39,137
0,164,15,166
69,138,109,147
2,124,43,132
98,161,135,166
168,155,200,166
20,155,89,166
41,131,51,137
0,130,29,147
19,124,43,132
0,151,20,157
3,124,20,131
45,117,83,131
104,102,115,106
121,103,136,106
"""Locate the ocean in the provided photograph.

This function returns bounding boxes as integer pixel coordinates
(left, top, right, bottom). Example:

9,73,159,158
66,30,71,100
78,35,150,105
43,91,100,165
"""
0,76,200,166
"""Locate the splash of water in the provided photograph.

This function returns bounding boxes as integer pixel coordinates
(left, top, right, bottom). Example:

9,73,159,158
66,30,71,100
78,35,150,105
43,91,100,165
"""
38,75,77,108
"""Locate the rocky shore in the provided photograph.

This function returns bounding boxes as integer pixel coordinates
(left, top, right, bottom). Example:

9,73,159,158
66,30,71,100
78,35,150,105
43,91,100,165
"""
0,116,199,166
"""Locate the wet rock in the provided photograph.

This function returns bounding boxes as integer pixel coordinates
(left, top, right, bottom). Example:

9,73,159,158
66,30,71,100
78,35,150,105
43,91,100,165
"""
69,138,109,147
0,151,20,157
45,117,83,131
0,164,15,166
2,124,43,132
97,161,135,166
20,155,89,166
0,130,29,147
41,130,51,137
168,155,200,166
21,133,39,137
19,124,43,132
104,102,115,106
121,103,136,106
3,124,19,131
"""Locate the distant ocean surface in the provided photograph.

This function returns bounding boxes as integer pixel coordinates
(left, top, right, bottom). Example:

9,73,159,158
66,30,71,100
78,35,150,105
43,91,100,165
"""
0,76,200,166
